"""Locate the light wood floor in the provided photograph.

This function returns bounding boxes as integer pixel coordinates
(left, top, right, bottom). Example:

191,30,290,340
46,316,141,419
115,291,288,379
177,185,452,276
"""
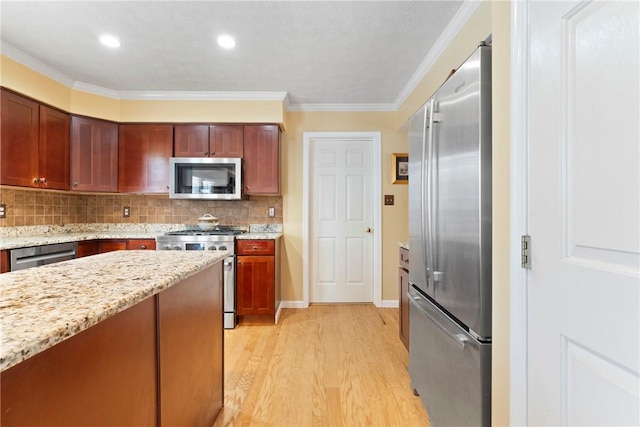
213,304,430,427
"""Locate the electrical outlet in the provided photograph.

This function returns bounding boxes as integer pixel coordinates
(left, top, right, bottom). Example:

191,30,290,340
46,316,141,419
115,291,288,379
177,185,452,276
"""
123,206,130,218
0,204,6,218
268,207,275,218
384,195,395,206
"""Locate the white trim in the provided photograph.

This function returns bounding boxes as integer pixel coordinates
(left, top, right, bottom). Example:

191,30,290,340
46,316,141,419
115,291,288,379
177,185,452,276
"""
510,0,531,425
392,0,483,110
1,41,75,88
302,132,383,307
116,90,288,102
380,300,399,308
278,300,308,309
287,103,396,112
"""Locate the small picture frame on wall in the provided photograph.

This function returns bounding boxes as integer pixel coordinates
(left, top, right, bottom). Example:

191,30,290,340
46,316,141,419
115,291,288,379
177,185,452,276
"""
392,153,409,184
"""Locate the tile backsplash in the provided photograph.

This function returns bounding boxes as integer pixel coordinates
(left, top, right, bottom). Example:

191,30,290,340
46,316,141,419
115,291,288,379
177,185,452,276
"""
0,187,283,227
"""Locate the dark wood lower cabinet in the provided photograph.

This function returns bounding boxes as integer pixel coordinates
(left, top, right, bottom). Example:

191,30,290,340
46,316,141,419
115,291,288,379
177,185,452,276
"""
0,261,223,426
158,263,223,426
1,298,158,426
77,240,99,257
0,250,9,273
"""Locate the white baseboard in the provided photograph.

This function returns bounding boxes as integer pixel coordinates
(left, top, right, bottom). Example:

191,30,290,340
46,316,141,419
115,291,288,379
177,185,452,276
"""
379,300,399,308
279,300,309,309
278,300,398,310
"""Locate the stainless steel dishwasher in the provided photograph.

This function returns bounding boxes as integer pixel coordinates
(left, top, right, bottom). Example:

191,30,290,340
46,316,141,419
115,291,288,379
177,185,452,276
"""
9,242,78,271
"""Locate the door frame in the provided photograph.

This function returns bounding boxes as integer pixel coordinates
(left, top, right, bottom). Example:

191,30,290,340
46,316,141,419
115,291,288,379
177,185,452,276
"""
510,1,531,425
302,132,382,307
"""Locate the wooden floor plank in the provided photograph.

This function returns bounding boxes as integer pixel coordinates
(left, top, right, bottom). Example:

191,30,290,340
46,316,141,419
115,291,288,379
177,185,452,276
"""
213,305,430,427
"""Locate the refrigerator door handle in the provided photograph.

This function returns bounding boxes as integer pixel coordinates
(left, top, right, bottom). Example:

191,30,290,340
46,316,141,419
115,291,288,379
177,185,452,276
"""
410,293,467,350
425,98,436,285
421,104,430,283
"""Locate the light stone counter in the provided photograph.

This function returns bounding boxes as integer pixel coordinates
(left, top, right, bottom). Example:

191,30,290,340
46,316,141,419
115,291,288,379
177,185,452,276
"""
0,250,225,372
238,232,283,240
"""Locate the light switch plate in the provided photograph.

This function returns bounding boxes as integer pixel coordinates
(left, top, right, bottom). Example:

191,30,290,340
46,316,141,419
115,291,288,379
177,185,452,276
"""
0,204,6,218
384,195,394,206
123,206,130,218
268,207,275,218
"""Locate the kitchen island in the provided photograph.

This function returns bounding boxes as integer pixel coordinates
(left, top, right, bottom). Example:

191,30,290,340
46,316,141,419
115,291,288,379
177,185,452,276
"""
0,250,225,426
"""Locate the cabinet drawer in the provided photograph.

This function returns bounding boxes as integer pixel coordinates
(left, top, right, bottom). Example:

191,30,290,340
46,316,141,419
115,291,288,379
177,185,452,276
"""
237,239,275,256
129,239,156,250
399,247,409,270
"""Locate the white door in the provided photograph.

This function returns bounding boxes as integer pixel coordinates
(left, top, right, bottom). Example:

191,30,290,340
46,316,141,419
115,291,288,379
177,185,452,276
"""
309,137,374,303
527,1,640,425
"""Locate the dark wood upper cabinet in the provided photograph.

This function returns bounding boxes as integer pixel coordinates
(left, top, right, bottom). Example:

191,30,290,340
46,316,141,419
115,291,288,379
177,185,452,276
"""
243,125,280,195
0,90,70,190
173,125,209,157
70,116,118,192
38,106,70,190
209,125,243,158
174,124,243,158
118,124,173,193
1,90,41,188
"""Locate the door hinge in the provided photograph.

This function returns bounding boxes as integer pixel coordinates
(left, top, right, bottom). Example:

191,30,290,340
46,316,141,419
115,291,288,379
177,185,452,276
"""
521,235,531,269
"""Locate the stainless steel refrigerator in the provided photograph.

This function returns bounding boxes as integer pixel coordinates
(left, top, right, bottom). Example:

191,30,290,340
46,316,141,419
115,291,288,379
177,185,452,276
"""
408,44,492,426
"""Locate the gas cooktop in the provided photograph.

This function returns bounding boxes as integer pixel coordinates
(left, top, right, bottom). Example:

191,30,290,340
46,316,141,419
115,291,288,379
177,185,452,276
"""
164,226,249,236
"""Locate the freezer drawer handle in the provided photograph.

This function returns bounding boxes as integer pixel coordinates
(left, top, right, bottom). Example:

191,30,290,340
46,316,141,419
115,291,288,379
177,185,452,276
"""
410,295,467,349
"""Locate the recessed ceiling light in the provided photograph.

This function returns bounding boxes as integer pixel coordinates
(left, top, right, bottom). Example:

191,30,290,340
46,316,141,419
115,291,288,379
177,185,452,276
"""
99,34,121,48
217,35,236,49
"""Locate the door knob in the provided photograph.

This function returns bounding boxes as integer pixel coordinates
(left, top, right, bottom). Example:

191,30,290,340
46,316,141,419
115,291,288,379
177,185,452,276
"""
365,227,372,233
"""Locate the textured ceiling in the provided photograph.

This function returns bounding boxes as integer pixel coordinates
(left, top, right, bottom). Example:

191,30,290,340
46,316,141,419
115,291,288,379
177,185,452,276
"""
0,1,466,108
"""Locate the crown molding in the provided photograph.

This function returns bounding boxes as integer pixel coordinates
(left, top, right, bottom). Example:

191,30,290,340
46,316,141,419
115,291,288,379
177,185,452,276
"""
286,103,396,112
393,0,482,110
1,41,76,88
116,90,288,102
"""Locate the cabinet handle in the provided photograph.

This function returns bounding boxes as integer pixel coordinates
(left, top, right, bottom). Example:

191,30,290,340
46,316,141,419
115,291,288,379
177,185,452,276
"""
211,150,215,155
139,245,146,249
39,177,47,184
204,152,209,156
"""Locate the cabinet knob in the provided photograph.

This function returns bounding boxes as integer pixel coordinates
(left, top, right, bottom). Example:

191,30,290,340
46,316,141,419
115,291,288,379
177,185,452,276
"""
73,181,79,187
140,245,146,249
39,177,47,184
204,152,209,156
253,246,258,250
32,177,39,185
365,227,372,233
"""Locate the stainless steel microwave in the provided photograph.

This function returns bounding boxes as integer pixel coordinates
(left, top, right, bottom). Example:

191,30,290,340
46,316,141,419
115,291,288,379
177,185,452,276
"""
169,157,242,199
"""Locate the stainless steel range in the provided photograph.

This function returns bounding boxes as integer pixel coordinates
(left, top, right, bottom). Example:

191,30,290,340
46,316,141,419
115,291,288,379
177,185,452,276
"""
156,225,248,329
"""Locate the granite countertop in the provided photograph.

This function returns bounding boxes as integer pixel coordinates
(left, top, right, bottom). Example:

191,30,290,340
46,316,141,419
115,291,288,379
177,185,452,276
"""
238,232,283,240
0,223,283,250
0,250,225,372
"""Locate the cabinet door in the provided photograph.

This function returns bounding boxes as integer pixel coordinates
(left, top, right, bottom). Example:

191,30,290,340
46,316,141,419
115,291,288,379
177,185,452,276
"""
174,125,209,157
237,255,275,316
77,240,100,258
118,124,173,193
39,106,70,190
243,125,280,195
1,90,39,187
71,116,118,192
399,267,410,350
209,125,243,158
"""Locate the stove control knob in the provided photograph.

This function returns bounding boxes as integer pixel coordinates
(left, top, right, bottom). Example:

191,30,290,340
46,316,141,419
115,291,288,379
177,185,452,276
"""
162,245,172,250
219,245,227,251
208,246,217,251
172,245,183,250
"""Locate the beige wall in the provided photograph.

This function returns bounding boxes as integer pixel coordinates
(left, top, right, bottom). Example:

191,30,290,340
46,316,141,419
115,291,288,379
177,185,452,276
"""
491,1,511,426
280,111,408,302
